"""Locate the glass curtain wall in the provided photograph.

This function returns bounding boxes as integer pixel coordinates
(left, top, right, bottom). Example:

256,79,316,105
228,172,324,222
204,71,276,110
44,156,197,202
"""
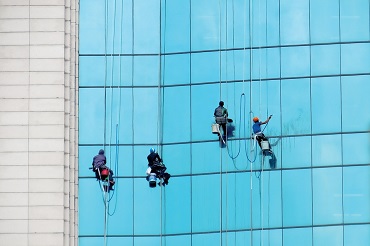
78,0,370,245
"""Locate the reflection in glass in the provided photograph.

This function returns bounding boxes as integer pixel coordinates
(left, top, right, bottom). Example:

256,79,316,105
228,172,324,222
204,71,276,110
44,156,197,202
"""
343,166,370,223
313,167,342,225
283,227,312,246
311,77,341,133
313,226,343,246
281,79,311,135
282,169,312,227
312,135,342,167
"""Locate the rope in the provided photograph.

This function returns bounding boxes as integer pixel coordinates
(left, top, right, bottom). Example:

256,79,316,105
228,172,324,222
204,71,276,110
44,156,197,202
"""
159,0,165,245
226,94,243,162
107,125,119,215
248,0,254,244
107,0,125,216
260,153,265,246
218,0,223,245
103,1,109,244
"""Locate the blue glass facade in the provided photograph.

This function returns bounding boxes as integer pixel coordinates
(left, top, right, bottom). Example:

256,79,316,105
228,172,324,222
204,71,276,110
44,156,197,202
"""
78,0,370,245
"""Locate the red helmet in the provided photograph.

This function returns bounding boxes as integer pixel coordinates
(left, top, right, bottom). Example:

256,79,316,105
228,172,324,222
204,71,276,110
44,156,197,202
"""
253,117,259,122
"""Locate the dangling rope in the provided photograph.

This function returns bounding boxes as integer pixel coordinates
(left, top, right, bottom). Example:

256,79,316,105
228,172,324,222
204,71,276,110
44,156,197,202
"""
107,0,125,216
102,0,121,244
248,0,254,244
103,0,109,245
217,0,223,245
158,1,164,245
225,0,244,167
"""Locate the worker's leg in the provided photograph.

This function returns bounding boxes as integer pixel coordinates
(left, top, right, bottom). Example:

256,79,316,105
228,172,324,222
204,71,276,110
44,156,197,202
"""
256,135,262,148
221,123,227,136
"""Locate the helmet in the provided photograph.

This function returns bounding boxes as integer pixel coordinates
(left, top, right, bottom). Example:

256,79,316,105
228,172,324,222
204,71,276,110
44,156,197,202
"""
253,117,259,122
150,148,155,153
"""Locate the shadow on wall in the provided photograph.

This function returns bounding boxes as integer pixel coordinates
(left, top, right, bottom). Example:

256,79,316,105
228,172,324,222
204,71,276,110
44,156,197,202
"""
226,122,235,138
264,150,277,169
264,137,281,169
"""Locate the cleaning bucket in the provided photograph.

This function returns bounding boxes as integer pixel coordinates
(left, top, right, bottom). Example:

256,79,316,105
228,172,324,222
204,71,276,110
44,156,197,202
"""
212,124,220,134
261,141,270,151
149,173,157,188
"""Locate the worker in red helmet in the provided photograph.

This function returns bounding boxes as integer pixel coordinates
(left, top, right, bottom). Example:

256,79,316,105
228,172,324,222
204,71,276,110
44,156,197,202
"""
252,115,272,149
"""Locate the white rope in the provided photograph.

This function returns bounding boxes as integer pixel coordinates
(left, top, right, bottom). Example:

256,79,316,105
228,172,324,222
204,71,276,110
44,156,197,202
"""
108,0,118,174
218,0,223,245
159,1,164,245
103,1,109,244
249,0,254,244
261,155,264,246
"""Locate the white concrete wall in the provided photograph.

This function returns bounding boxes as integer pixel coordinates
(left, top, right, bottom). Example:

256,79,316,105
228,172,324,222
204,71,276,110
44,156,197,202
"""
0,1,79,245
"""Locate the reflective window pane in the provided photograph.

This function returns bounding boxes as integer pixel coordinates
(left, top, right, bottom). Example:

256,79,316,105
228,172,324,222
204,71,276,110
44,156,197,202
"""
191,0,222,51
280,0,309,45
133,56,160,86
79,237,133,246
344,224,370,246
266,0,280,46
79,88,105,144
311,45,340,76
341,43,370,74
221,50,251,82
311,77,341,133
79,56,133,87
79,0,105,54
79,178,133,235
163,176,191,234
283,228,312,246
281,79,311,135
282,169,312,227
342,75,370,132
162,54,190,86
340,0,370,42
192,142,220,174
133,0,160,54
192,175,221,232
313,167,343,225
282,136,311,168
191,52,220,84
192,233,221,246
312,135,342,167
163,86,190,143
250,80,281,137
251,170,282,229
310,0,339,43
133,88,159,144
164,235,191,246
343,133,370,165
162,0,190,52
313,226,343,246
281,46,310,78
343,166,370,223
162,144,191,175
191,83,219,141
133,177,161,235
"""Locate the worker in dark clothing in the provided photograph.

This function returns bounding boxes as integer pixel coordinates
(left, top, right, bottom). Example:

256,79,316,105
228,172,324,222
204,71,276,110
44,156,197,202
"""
214,101,228,137
146,148,170,187
92,149,115,190
252,115,272,149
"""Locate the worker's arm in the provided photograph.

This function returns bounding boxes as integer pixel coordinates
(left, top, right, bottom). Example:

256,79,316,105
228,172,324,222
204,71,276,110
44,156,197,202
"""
261,115,272,125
